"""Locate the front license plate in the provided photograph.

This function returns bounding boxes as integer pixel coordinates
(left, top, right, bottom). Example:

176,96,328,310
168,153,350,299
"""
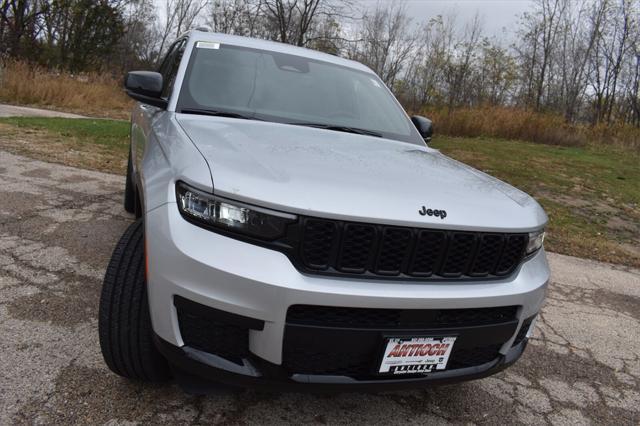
379,336,457,375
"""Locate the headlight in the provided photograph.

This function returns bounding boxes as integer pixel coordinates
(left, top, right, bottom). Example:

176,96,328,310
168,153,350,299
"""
526,229,545,255
176,182,296,240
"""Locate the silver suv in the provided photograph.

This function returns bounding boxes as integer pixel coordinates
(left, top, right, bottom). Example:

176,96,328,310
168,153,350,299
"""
98,30,549,392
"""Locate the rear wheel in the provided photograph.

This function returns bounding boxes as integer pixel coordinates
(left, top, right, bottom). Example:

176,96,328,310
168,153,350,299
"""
98,219,170,382
124,152,135,214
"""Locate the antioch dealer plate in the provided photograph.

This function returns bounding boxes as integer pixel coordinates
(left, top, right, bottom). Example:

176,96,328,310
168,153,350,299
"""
379,336,457,375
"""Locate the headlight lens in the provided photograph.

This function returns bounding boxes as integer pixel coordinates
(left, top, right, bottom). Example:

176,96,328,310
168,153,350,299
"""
176,182,296,240
526,229,545,254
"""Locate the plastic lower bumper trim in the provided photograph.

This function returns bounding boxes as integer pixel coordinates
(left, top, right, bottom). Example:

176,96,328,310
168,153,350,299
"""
153,333,528,392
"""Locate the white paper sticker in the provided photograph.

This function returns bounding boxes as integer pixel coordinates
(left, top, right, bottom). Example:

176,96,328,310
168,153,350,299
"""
195,41,220,50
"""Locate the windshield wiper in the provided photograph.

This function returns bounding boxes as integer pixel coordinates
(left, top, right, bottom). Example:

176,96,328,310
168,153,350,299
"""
288,122,382,137
180,108,262,121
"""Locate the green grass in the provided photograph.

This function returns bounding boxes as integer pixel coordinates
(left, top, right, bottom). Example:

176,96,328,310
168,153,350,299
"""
0,117,637,267
0,117,130,174
0,117,130,152
431,136,640,267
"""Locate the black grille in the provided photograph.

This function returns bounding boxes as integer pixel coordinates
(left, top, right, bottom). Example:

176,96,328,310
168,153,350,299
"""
282,340,502,378
283,305,516,378
497,235,529,275
339,224,376,272
471,234,504,276
301,219,336,268
287,305,519,329
448,345,502,369
283,345,374,377
376,228,412,274
298,218,527,280
411,231,446,276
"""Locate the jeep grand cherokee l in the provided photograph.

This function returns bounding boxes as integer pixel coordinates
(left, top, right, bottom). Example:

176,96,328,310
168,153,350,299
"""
98,29,549,392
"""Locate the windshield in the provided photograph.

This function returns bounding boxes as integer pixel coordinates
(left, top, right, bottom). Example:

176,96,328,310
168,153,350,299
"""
177,42,422,144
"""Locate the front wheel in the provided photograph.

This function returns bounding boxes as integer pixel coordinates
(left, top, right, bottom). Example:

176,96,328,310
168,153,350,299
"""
98,219,170,381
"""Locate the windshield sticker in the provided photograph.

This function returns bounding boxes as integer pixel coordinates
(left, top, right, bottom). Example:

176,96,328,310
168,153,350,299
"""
196,41,220,50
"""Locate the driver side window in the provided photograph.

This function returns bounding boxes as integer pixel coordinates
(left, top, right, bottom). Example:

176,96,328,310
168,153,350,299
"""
157,39,186,100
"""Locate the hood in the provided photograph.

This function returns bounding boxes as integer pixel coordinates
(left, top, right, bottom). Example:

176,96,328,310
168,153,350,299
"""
177,115,547,232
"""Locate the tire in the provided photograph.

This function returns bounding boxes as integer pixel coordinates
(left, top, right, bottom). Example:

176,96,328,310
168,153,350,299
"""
98,219,171,382
124,151,135,214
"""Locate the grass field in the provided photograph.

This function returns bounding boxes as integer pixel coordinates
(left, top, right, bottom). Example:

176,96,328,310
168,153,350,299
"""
423,107,640,152
432,137,640,267
0,61,132,119
0,117,638,267
0,117,129,174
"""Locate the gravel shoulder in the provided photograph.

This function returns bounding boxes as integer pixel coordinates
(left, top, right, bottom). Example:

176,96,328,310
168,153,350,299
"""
0,104,86,118
1,150,639,425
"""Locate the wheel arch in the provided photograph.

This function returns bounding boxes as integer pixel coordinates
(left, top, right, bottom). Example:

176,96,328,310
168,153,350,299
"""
134,174,145,219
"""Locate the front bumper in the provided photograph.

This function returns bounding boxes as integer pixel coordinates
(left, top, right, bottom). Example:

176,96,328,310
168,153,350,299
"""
145,202,549,386
154,332,529,392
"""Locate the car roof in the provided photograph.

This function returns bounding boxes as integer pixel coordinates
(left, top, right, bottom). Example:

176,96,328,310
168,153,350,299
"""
187,29,375,75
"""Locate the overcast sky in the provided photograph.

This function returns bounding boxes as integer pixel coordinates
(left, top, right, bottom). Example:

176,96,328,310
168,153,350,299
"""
157,0,535,44
359,0,534,40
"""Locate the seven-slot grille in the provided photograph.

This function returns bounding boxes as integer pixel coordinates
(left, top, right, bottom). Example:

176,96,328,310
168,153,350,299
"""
299,218,527,279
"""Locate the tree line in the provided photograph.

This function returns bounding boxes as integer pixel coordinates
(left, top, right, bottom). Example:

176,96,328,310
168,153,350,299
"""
1,0,638,126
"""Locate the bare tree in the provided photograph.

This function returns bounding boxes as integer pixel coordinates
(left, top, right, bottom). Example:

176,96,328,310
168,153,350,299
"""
554,0,607,121
624,25,640,125
154,0,205,64
208,0,251,34
406,13,457,108
350,1,417,88
515,0,568,109
473,38,518,106
538,0,568,109
445,13,483,109
116,0,159,69
604,0,633,122
260,0,353,47
174,0,206,36
155,0,177,61
588,0,635,123
0,0,47,58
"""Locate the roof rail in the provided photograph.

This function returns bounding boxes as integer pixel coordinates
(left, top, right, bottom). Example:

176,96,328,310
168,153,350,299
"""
176,26,212,39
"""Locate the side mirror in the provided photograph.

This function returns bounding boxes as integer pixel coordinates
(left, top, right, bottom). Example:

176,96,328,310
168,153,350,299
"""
124,71,167,109
411,115,433,142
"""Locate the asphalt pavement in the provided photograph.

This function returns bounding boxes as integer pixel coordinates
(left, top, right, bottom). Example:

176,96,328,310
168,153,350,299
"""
1,150,639,425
